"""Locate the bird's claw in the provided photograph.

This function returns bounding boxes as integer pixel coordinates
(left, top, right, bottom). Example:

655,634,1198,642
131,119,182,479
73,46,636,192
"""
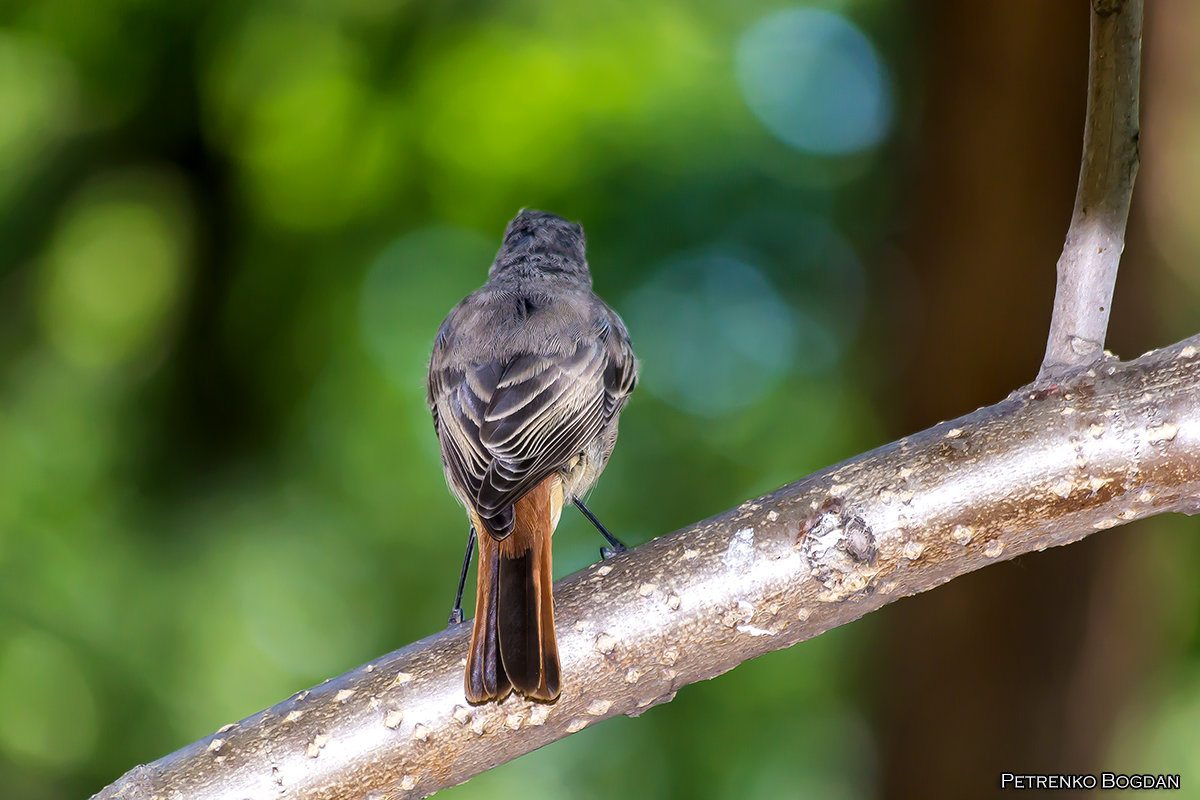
600,544,628,560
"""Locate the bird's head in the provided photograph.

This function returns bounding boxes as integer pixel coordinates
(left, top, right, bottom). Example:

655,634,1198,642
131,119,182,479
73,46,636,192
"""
489,209,590,285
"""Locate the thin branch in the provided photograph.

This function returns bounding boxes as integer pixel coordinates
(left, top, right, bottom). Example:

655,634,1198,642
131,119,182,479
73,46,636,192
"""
1041,0,1142,379
94,335,1200,800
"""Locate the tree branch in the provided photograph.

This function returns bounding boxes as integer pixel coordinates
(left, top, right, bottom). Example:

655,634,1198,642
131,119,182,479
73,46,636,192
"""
1041,0,1142,378
95,335,1200,800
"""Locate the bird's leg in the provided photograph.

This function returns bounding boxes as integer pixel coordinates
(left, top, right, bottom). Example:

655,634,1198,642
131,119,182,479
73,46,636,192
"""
573,498,628,559
447,525,477,626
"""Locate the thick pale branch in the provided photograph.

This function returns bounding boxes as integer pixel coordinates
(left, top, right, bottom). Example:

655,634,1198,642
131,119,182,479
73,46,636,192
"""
1041,0,1142,378
95,334,1200,800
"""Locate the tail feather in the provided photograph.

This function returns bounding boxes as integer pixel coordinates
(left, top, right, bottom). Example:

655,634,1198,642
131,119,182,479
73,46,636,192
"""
464,476,562,704
498,518,559,700
466,532,511,703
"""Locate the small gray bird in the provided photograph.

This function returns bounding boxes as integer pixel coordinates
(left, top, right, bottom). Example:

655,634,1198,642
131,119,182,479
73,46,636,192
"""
427,210,637,703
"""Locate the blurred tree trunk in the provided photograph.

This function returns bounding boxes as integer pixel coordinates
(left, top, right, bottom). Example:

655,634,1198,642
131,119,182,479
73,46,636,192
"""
877,2,1157,797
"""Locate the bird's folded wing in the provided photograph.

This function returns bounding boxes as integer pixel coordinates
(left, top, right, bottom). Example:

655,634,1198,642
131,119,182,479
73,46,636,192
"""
429,328,634,537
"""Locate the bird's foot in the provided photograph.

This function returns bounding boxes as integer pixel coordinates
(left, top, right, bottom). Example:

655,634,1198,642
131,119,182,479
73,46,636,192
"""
600,543,628,560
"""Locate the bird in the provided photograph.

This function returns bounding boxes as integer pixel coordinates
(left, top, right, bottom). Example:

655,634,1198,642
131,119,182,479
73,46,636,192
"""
427,209,638,703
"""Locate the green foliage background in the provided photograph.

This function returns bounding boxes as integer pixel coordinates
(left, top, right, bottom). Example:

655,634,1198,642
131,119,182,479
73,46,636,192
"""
1,1,1198,799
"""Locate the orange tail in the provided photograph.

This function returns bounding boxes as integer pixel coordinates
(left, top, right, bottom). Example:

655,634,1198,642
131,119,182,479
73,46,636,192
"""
465,475,562,703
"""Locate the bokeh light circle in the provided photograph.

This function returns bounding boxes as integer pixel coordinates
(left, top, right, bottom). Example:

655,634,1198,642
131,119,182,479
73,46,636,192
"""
736,8,892,155
38,170,192,370
726,207,866,372
359,226,495,394
626,251,800,417
0,631,97,768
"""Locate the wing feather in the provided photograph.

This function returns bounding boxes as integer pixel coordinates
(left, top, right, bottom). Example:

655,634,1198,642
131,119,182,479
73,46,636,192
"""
429,310,636,539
